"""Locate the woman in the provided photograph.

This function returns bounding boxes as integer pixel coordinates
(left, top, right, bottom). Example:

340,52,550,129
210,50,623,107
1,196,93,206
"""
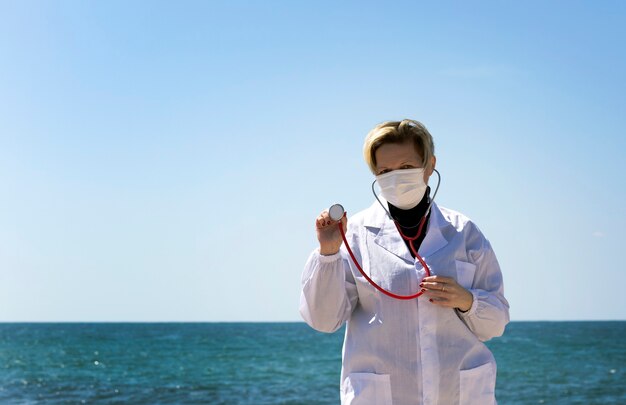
299,119,509,405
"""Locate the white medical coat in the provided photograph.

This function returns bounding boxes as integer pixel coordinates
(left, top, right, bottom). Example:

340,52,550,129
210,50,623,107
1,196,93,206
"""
300,201,509,405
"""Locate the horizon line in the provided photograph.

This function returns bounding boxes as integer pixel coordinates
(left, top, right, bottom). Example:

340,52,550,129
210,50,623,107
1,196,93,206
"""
1,319,625,324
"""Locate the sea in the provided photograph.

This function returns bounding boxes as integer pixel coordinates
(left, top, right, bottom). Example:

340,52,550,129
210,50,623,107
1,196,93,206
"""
0,322,624,404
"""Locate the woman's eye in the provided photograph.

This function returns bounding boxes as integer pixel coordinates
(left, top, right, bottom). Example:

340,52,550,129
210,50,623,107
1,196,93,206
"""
378,165,420,175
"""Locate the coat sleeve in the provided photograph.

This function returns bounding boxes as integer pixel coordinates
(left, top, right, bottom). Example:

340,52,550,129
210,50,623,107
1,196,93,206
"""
457,236,510,342
299,249,359,333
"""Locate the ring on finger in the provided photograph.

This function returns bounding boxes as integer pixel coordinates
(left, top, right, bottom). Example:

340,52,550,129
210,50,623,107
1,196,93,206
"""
442,286,446,293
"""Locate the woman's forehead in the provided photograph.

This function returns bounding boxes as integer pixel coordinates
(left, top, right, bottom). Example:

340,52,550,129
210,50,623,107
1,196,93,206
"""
375,141,422,163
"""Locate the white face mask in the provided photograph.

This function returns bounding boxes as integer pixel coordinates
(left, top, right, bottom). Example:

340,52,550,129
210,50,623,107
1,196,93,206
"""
375,168,427,210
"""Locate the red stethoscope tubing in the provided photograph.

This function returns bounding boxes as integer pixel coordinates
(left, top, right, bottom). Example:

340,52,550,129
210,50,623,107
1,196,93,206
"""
337,215,431,300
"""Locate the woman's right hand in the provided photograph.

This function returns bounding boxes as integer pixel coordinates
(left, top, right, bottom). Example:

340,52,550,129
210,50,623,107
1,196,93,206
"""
316,210,348,256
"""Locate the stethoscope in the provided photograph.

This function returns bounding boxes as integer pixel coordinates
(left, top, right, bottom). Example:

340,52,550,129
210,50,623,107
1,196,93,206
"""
328,169,441,300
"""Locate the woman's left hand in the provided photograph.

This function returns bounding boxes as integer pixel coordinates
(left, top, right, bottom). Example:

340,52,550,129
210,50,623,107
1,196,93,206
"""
420,276,473,312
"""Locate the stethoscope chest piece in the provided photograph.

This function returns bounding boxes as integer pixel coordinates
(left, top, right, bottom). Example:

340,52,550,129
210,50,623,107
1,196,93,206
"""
329,204,345,222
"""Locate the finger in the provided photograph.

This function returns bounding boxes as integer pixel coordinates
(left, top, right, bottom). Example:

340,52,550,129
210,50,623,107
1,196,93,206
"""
422,275,455,284
419,280,449,292
323,211,345,226
316,210,333,226
423,279,462,295
423,286,454,297
316,216,332,229
426,289,468,309
424,283,473,311
426,288,461,300
428,297,457,308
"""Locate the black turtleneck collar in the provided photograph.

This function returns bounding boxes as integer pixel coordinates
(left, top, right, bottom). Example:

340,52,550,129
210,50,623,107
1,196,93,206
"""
387,186,431,256
388,186,430,228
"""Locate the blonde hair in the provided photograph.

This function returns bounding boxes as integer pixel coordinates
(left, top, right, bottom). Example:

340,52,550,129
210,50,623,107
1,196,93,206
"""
363,119,435,174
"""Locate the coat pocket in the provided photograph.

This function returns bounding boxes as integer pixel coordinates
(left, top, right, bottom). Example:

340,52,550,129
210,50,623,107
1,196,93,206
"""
459,362,496,405
341,373,392,405
455,260,476,289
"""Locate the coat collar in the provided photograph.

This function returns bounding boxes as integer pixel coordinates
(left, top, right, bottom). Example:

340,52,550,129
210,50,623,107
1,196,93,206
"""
363,198,451,263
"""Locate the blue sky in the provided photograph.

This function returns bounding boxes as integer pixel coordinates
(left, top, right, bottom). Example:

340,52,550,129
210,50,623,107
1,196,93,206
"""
1,1,624,322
